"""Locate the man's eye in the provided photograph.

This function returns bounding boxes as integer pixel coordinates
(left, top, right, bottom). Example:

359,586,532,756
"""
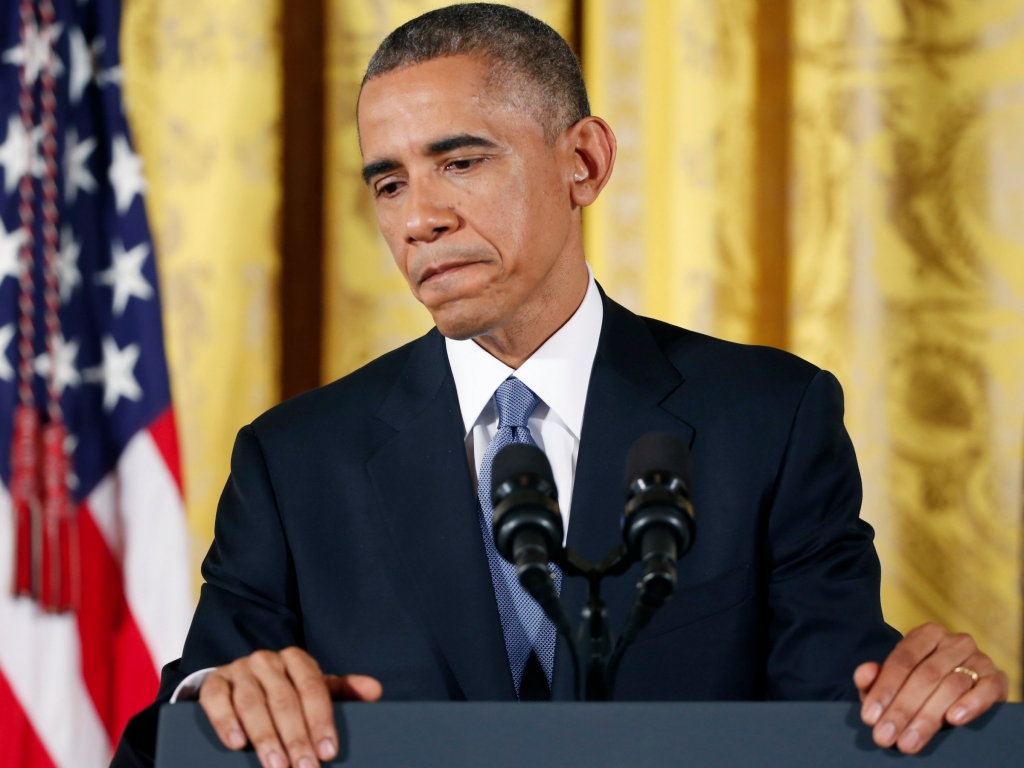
446,158,483,171
376,181,402,198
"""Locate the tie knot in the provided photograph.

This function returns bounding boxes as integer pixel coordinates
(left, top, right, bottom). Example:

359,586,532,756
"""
494,377,538,429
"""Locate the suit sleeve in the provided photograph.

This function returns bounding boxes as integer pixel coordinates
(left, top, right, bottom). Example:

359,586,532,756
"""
111,424,301,767
765,369,902,701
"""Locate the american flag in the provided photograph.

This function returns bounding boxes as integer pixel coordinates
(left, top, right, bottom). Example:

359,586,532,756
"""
0,1,192,766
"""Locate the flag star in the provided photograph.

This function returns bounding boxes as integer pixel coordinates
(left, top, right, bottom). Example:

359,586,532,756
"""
58,226,82,303
69,29,103,104
2,20,64,86
96,239,153,315
34,333,81,394
84,336,142,411
0,115,44,194
0,323,16,382
108,134,146,213
64,128,97,202
0,218,26,285
96,65,123,88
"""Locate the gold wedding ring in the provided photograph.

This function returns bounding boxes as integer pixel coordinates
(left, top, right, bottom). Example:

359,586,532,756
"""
953,666,979,686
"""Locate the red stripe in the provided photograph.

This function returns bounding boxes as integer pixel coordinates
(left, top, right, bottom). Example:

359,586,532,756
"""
75,504,161,747
0,668,58,768
147,407,183,493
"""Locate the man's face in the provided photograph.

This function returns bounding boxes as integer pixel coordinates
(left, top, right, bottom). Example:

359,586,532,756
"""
357,56,576,340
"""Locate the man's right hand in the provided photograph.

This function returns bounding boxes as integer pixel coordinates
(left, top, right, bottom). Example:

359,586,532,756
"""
198,646,382,768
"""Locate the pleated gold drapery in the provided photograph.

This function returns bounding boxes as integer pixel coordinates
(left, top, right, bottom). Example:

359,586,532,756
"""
789,0,1024,698
584,0,1024,695
322,0,574,381
582,0,761,343
121,0,282,582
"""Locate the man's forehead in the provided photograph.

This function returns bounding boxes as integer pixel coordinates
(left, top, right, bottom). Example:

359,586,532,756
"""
357,56,538,157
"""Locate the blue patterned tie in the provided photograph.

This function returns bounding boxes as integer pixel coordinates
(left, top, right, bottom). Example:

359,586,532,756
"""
477,377,562,700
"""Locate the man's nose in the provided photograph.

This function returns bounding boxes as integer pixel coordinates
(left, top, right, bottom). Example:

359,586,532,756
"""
404,179,458,244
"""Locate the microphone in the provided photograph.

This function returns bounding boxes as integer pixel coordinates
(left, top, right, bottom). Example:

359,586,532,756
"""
607,432,696,695
491,443,581,699
622,432,695,599
491,443,564,594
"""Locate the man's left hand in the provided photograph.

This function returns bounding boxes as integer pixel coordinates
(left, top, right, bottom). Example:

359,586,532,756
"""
855,622,1009,754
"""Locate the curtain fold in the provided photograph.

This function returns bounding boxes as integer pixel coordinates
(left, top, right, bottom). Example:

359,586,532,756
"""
121,0,282,584
790,0,1024,697
582,0,760,343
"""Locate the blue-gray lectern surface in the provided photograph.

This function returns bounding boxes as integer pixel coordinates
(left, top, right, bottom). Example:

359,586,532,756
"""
155,701,1024,767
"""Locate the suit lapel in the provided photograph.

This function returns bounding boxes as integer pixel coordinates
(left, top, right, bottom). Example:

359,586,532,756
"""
551,294,696,700
366,330,516,701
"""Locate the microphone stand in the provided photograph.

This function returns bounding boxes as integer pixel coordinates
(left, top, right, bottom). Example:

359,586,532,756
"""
550,545,661,701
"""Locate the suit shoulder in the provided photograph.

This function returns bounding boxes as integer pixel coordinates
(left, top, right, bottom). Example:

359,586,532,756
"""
641,316,821,396
250,332,425,438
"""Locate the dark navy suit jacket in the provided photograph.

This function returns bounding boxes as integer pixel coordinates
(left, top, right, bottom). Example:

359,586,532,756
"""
112,291,900,766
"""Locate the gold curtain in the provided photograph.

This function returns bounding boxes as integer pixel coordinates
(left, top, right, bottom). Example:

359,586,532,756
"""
585,0,1024,695
121,0,282,584
322,0,574,381
582,0,759,342
790,0,1024,697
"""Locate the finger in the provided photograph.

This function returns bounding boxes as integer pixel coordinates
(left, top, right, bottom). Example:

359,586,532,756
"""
871,631,977,748
281,648,339,762
250,651,319,768
945,657,1010,727
198,671,247,750
896,667,975,754
861,623,948,726
231,673,288,768
325,674,383,702
854,662,880,700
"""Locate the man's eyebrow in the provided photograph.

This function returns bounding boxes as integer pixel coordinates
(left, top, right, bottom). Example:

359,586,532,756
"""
361,135,498,185
362,159,400,185
425,134,498,154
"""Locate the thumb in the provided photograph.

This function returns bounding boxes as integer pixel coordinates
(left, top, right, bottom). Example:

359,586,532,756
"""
325,674,383,702
853,661,880,699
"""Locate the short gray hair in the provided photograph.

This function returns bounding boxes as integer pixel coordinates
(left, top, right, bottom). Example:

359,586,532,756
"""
362,3,590,142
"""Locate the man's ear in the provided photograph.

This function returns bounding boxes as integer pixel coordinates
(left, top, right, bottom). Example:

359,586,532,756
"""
565,116,617,208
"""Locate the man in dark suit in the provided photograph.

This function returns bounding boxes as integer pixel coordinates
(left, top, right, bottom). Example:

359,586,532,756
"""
112,5,1008,768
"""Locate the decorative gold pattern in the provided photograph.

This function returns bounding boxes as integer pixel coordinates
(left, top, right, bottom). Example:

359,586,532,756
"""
122,0,282,587
583,0,759,341
791,0,1024,696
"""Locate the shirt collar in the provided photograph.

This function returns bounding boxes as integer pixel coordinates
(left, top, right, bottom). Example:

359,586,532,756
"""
445,266,603,439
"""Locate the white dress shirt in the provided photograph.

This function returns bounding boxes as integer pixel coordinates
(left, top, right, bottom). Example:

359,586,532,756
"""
445,266,603,538
172,266,603,702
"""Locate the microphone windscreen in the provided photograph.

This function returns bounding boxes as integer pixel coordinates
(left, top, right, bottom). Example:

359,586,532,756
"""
625,432,693,490
492,443,555,499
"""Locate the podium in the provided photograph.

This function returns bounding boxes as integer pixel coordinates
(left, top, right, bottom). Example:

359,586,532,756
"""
156,700,1024,767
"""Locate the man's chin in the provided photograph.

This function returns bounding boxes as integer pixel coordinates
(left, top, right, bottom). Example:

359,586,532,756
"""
428,301,506,341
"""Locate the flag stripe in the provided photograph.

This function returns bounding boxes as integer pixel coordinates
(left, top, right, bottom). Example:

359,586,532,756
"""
0,486,111,768
76,502,160,745
148,407,183,493
118,427,192,669
0,668,58,768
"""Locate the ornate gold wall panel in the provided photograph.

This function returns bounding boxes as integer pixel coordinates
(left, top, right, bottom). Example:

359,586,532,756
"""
322,0,573,381
122,0,282,585
582,0,759,342
791,0,1024,695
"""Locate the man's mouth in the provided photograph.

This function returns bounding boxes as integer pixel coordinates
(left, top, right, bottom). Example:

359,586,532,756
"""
419,260,481,285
